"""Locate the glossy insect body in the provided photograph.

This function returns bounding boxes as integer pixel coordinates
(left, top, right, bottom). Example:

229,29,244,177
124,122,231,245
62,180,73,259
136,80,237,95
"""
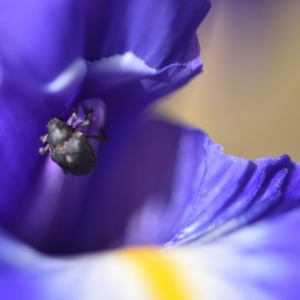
47,118,72,146
39,106,107,176
50,130,98,176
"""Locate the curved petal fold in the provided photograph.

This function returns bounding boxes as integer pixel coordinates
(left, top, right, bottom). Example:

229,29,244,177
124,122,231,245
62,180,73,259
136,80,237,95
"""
166,139,300,247
84,0,211,68
103,120,300,249
79,52,203,133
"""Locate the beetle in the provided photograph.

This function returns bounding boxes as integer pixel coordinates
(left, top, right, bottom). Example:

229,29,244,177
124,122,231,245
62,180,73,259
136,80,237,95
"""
39,105,107,176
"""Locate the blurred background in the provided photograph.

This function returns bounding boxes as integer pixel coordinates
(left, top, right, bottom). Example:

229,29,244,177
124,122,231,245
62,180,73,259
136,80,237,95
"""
157,0,300,161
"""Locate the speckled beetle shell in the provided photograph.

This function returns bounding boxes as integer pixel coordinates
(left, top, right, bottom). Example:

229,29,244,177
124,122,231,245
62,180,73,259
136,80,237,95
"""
39,106,107,176
50,130,97,176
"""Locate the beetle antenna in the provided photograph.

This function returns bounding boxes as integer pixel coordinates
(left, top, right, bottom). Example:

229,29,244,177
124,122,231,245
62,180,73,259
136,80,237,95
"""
86,129,108,143
57,106,66,117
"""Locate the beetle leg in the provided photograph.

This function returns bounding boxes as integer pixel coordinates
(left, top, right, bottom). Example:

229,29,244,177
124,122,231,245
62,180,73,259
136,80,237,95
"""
75,107,94,129
40,133,48,144
70,104,79,128
39,144,50,155
57,106,66,117
86,130,108,143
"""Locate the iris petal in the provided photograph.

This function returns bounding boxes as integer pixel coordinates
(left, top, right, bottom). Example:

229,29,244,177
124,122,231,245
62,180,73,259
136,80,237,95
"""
0,228,158,300
167,142,300,247
3,117,300,255
0,0,211,255
0,0,84,83
0,57,87,239
2,206,300,299
79,50,203,140
84,0,211,68
0,51,203,254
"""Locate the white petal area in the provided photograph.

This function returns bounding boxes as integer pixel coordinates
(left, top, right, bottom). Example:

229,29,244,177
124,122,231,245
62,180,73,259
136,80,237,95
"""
0,229,154,300
89,51,157,75
44,59,87,94
87,52,158,90
170,246,276,300
169,214,300,300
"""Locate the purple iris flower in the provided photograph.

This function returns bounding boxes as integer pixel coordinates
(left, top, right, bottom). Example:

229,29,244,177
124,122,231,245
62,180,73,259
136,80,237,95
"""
0,0,210,254
1,0,300,299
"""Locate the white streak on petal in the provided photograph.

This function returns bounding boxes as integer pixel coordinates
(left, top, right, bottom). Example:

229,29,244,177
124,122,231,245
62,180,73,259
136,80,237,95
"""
90,52,157,75
45,59,87,93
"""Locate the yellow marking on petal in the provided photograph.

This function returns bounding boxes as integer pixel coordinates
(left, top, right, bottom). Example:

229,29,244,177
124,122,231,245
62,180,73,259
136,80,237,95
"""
120,247,195,300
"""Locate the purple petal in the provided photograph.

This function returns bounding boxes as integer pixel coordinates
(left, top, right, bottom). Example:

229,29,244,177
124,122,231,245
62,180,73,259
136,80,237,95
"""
0,51,203,254
166,130,300,247
3,118,300,255
84,0,211,68
0,0,84,84
0,16,205,255
0,0,210,255
0,58,88,239
5,120,207,254
108,121,300,249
